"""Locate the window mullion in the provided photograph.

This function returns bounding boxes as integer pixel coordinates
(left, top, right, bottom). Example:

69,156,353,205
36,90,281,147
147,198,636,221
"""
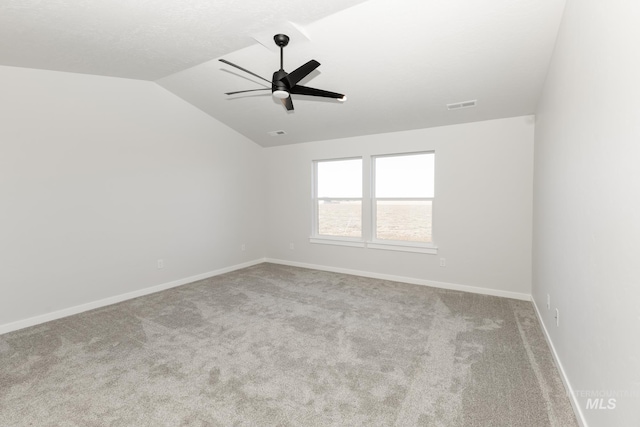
362,155,372,242
311,160,319,237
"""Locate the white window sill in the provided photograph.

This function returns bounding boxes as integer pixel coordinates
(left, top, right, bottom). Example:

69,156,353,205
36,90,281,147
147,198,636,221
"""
309,237,438,254
309,237,366,248
367,242,438,254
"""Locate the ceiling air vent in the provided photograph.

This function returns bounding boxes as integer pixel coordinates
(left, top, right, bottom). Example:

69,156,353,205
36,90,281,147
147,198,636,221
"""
267,130,287,136
447,100,477,110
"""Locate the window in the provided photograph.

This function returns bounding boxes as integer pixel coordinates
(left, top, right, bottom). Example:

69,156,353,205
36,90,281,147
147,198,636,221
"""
372,153,434,244
314,158,363,239
312,152,436,253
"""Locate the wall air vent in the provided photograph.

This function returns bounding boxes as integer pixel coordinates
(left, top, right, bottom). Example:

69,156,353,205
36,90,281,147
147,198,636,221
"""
447,100,477,110
267,130,287,136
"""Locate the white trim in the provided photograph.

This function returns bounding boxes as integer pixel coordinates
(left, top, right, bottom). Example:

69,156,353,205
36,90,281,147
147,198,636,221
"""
310,237,437,254
317,198,363,202
309,237,366,248
531,298,587,427
0,258,266,335
265,258,531,301
367,242,437,254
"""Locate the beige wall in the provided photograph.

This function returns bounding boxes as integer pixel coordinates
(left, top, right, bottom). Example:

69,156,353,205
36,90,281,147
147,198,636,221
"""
0,66,265,328
264,116,535,298
533,0,640,425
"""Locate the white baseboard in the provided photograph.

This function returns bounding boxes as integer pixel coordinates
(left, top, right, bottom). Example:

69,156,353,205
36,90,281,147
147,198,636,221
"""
265,258,531,301
2,256,585,426
2,257,530,334
532,298,587,427
0,258,266,335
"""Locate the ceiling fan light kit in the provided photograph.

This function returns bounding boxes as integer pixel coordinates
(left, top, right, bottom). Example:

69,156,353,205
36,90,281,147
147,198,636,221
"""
219,34,346,111
272,90,290,99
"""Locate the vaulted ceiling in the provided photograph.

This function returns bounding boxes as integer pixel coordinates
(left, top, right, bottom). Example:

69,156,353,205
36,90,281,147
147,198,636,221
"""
0,0,566,147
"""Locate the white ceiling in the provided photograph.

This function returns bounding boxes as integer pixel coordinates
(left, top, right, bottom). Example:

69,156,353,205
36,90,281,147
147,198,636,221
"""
0,0,566,147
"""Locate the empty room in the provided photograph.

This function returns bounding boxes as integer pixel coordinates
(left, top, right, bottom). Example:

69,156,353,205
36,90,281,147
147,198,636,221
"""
1,0,638,426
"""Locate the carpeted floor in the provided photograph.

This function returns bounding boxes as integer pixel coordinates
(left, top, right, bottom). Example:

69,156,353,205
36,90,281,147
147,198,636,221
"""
0,263,578,426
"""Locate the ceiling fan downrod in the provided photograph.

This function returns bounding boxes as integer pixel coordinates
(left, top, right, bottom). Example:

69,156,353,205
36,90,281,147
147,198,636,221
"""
273,34,290,71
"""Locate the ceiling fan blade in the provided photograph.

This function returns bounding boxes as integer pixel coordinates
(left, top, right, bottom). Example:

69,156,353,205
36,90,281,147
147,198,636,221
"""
281,96,294,111
284,60,321,87
225,88,271,95
290,85,345,99
219,59,272,84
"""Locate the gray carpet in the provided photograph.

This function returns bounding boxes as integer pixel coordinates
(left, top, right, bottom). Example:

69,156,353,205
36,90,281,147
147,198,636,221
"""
0,263,577,426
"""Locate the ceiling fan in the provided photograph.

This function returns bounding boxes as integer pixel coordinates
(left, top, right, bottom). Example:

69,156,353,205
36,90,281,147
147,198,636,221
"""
219,34,347,111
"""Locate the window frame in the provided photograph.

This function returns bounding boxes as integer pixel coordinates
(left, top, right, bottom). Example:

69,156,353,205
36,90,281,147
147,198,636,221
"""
310,151,437,254
311,157,365,246
370,152,436,250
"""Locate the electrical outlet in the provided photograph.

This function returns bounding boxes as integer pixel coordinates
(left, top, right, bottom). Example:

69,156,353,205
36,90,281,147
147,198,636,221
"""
289,243,295,250
241,244,246,251
555,308,559,327
547,294,551,310
439,258,446,267
157,259,164,269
